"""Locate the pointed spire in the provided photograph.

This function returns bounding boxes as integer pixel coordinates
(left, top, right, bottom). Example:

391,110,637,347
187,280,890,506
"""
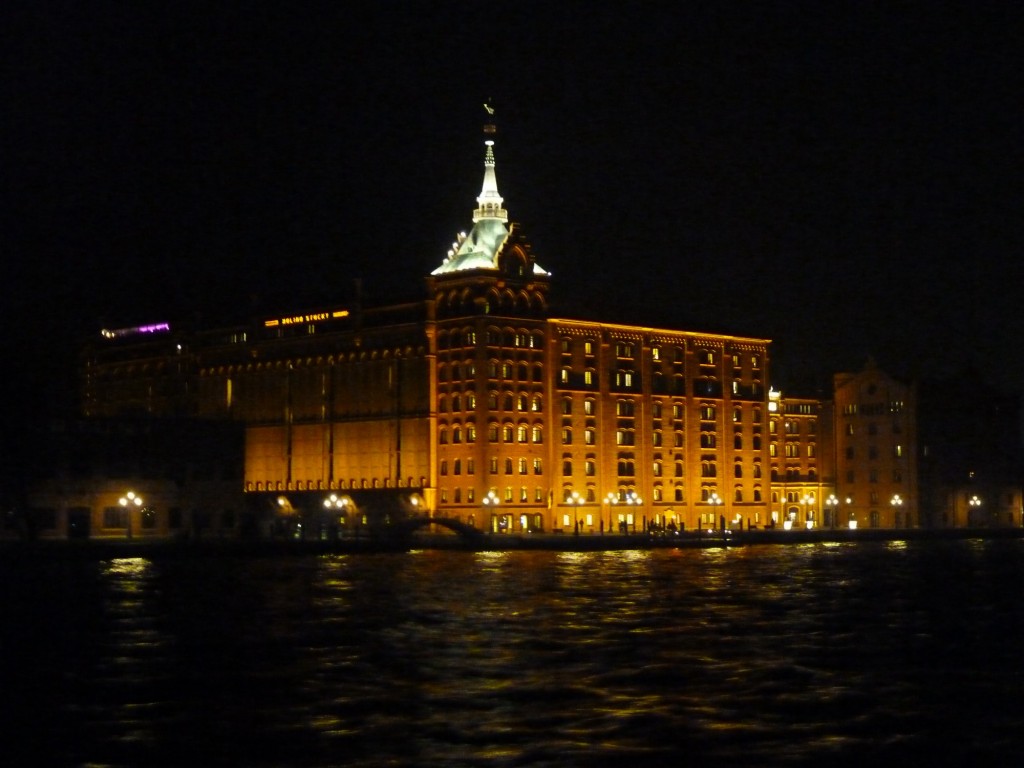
473,103,507,223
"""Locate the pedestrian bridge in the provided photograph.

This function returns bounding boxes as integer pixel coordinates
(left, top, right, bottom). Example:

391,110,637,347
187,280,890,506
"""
399,515,484,542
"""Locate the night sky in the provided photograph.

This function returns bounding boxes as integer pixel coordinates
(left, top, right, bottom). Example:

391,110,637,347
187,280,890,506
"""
5,3,1023,417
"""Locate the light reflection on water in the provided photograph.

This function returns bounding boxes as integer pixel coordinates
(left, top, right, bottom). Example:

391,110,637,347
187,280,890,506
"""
3,540,1024,766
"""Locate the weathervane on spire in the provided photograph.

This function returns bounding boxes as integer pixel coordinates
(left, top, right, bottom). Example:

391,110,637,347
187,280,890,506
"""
483,100,496,136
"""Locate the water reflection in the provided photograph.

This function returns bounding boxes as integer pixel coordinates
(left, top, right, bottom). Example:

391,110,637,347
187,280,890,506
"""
2,541,1024,766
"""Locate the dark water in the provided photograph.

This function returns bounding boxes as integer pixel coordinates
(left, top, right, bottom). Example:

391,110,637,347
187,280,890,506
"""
3,539,1023,767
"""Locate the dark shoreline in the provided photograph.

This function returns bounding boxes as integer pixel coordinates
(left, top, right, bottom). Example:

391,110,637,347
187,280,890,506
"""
4,526,1024,559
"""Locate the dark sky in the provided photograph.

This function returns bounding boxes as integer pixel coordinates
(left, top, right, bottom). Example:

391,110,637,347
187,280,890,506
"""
5,2,1023,413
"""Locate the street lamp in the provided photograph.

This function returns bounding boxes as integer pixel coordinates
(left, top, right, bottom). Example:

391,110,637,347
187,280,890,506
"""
570,491,582,534
846,496,857,529
968,494,982,527
323,493,351,537
119,491,142,540
604,492,617,534
483,489,501,532
891,494,904,528
801,494,815,529
826,494,839,529
625,491,642,533
708,491,723,532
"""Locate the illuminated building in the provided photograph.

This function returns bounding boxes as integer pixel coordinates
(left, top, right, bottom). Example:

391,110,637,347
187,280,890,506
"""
73,115,948,538
767,389,835,529
832,361,918,529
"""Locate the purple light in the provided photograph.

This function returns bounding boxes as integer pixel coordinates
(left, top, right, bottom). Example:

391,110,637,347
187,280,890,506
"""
101,322,171,339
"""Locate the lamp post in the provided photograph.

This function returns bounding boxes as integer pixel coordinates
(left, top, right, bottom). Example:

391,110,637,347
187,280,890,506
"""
826,494,839,529
324,493,350,538
801,494,815,529
604,492,617,535
119,491,142,540
891,493,904,528
625,491,642,533
483,489,501,532
968,494,982,528
708,491,723,532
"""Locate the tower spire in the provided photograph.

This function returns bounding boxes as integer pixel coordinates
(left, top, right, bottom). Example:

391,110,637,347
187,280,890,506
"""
473,103,507,223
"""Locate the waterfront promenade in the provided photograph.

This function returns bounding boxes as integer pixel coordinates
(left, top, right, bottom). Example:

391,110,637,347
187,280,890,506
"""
4,525,1023,558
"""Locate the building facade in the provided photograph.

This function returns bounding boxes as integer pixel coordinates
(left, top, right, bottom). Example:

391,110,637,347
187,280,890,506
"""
832,362,918,529
75,119,958,537
5,418,247,541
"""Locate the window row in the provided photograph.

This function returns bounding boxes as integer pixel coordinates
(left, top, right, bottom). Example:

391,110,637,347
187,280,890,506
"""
441,457,544,476
843,445,906,459
439,486,546,504
439,424,544,444
439,392,542,413
437,329,545,349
